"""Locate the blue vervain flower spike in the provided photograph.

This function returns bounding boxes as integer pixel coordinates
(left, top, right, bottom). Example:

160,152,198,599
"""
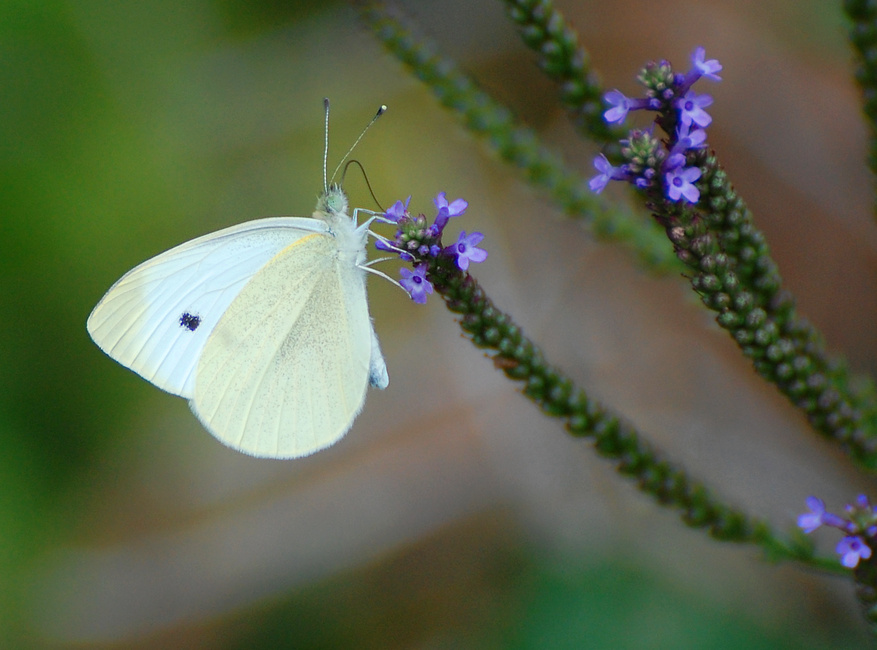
588,46,877,468
379,193,487,304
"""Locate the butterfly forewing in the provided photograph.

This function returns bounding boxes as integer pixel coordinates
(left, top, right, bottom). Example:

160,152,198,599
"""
86,218,328,398
191,232,373,458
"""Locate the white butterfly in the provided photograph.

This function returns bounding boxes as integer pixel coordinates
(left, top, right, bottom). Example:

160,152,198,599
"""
87,102,390,459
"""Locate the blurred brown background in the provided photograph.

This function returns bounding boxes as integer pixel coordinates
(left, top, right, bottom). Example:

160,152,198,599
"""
3,0,876,647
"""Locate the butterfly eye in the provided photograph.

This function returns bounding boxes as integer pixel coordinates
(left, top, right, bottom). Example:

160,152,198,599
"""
179,312,202,331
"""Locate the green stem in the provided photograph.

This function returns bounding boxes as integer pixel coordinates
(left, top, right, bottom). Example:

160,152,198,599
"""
646,147,877,469
844,0,877,215
502,0,625,151
423,249,837,570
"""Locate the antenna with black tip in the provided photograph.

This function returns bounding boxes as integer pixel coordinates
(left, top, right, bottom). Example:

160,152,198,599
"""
323,98,387,192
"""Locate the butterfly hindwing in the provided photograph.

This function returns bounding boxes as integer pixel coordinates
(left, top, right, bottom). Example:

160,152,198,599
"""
190,231,374,458
368,329,389,389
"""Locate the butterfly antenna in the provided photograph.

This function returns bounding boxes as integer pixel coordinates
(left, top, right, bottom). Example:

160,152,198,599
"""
328,104,387,186
322,98,331,193
341,159,385,212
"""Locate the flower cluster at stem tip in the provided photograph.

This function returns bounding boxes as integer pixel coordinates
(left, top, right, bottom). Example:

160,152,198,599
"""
798,495,877,568
376,192,488,303
589,46,722,205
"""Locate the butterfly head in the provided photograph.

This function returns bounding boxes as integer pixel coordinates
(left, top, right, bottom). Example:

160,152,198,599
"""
315,183,350,221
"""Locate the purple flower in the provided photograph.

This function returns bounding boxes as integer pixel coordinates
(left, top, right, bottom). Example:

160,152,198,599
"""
665,165,702,203
675,122,707,149
384,196,411,223
374,238,394,252
430,193,466,233
446,230,488,270
798,496,827,533
664,153,686,172
676,48,723,94
691,47,722,82
795,495,877,569
604,90,632,124
602,90,656,125
432,207,451,234
589,154,626,193
434,192,468,218
665,124,707,170
676,91,713,128
399,264,433,304
837,535,872,568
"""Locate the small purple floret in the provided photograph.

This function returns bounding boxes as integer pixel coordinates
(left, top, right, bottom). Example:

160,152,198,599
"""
665,125,707,171
604,90,631,124
664,153,686,171
798,496,827,533
447,230,488,270
589,154,627,194
384,196,411,223
691,47,722,82
400,264,433,304
603,90,656,125
434,192,468,218
675,123,707,149
676,91,713,128
665,165,701,203
837,535,872,568
432,207,451,233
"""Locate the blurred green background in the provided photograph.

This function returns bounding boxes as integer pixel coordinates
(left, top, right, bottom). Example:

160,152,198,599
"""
3,0,876,647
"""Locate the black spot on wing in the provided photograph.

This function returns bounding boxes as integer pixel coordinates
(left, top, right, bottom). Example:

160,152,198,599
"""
179,312,201,331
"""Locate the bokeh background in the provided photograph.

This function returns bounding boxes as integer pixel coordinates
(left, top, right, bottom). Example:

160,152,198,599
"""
4,0,877,647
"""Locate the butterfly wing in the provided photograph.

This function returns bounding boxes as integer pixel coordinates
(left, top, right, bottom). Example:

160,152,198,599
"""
87,217,329,398
368,329,389,389
190,231,374,458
